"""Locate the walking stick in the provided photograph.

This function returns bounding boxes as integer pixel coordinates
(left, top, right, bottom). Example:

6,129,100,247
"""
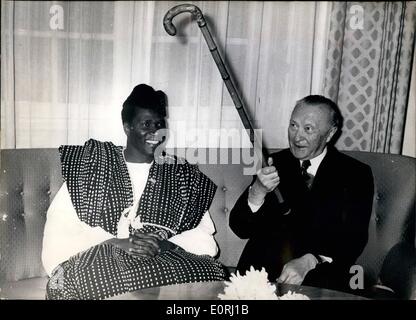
163,4,286,205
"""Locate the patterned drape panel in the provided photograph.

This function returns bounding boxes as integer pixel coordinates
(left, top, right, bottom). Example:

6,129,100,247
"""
323,2,416,153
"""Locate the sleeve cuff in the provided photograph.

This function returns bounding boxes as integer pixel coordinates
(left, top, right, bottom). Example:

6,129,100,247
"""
313,254,333,264
247,198,264,213
247,186,265,213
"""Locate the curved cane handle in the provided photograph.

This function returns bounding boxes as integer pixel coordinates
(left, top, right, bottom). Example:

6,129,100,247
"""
163,4,206,35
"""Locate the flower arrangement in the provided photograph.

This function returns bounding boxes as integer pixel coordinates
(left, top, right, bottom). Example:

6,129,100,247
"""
218,266,278,300
278,290,310,300
218,266,310,300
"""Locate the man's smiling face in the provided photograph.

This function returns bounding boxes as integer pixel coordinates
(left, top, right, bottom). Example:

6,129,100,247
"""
288,103,337,160
124,108,166,162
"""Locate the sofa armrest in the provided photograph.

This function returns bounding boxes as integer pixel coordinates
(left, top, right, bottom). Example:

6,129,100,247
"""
372,241,416,299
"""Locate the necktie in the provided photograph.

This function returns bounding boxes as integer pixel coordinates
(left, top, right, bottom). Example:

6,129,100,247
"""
301,160,313,188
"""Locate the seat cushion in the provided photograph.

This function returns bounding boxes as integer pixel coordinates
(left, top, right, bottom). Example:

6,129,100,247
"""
1,277,48,300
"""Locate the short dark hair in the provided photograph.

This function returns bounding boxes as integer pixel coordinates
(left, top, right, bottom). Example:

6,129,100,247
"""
121,84,167,125
295,95,343,129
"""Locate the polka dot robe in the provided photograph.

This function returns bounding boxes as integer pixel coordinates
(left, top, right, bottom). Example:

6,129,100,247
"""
46,139,226,300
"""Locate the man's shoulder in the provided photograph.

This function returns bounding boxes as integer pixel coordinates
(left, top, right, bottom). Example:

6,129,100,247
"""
155,153,216,187
328,147,373,179
155,152,187,165
59,139,122,164
331,147,371,169
154,152,201,173
59,139,118,152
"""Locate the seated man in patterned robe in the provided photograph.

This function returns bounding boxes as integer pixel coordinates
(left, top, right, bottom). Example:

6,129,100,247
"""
42,84,227,300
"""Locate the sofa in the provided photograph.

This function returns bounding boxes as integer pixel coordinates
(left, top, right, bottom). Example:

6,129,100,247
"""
0,148,415,299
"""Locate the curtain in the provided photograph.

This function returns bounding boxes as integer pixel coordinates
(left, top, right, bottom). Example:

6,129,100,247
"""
1,1,330,149
402,47,415,157
323,1,416,153
1,1,118,147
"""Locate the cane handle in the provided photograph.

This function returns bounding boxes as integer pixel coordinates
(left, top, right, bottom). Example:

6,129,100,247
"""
163,4,206,36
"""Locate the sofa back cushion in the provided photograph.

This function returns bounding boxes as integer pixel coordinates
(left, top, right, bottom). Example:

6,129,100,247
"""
0,149,62,282
343,151,415,285
0,148,415,287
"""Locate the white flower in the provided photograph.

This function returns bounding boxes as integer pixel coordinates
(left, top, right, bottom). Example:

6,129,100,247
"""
218,266,311,300
279,290,310,300
218,266,279,300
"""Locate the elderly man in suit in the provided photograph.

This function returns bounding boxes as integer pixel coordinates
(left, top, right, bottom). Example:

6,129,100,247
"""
230,95,374,292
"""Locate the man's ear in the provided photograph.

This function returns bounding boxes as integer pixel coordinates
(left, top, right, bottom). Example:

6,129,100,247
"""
326,126,338,143
123,122,131,136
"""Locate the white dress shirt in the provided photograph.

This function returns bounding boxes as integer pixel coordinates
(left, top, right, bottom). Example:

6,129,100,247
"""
300,146,327,177
42,161,218,276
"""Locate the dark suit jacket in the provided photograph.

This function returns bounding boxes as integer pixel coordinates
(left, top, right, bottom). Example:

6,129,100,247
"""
229,146,374,292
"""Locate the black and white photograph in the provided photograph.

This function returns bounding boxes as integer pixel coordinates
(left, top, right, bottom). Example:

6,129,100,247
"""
0,0,415,308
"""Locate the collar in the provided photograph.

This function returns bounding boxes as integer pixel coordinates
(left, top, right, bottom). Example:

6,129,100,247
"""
300,147,327,176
